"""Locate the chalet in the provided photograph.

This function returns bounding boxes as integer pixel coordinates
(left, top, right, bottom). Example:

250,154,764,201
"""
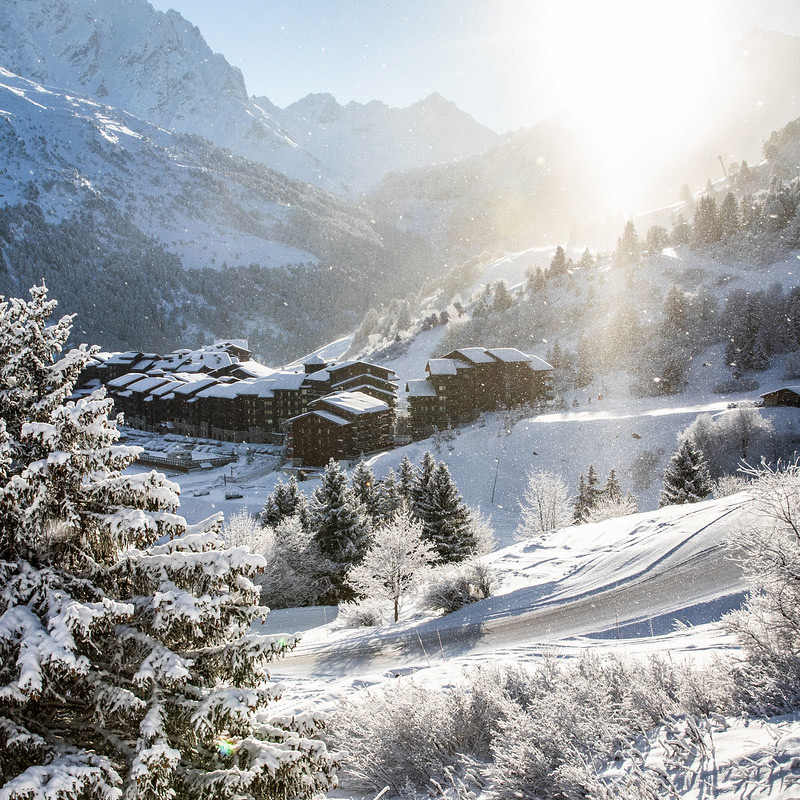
406,346,553,435
101,344,399,446
286,391,393,467
761,386,800,407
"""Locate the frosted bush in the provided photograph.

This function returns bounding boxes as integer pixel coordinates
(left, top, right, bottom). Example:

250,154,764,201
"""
712,473,751,498
725,460,800,712
332,599,385,629
422,560,494,614
329,655,728,798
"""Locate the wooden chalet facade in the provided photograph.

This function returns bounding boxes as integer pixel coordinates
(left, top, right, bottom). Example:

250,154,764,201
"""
95,343,399,447
761,386,800,407
286,391,393,467
406,346,553,435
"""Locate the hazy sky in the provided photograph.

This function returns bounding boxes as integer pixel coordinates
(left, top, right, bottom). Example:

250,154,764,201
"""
148,0,800,133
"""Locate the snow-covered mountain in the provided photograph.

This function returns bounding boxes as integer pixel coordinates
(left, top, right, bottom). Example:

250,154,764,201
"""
254,91,498,196
0,67,430,357
0,0,498,194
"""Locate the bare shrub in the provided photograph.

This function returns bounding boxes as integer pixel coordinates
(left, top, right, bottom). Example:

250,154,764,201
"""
724,459,800,713
422,560,495,614
332,599,385,629
328,654,728,798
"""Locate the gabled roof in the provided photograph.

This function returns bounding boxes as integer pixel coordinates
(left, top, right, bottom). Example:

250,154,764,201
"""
427,358,460,376
527,355,554,372
287,409,350,427
268,371,307,391
238,376,276,399
107,371,148,389
761,385,800,397
447,347,495,364
406,379,437,397
487,347,534,363
313,390,389,415
326,360,396,379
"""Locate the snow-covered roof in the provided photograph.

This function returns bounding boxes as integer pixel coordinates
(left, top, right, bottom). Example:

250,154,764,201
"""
268,371,307,391
171,377,218,396
450,347,495,364
107,372,148,389
527,355,554,372
104,351,144,365
237,376,276,398
406,379,437,397
231,361,275,378
314,390,389,415
338,382,396,399
304,369,331,383
326,360,396,378
304,353,328,366
197,381,251,399
761,385,800,396
487,347,534,363
290,409,351,427
427,358,459,376
124,376,173,394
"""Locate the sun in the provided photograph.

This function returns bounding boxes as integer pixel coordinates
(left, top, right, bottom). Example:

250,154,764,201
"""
527,0,728,209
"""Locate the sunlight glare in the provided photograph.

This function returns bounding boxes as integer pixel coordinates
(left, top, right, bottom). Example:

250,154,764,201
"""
532,0,726,209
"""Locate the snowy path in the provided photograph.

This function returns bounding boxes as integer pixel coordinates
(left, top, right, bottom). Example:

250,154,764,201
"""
273,495,749,681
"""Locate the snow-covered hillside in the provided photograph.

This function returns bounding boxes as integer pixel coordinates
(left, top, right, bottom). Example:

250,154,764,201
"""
0,66,431,357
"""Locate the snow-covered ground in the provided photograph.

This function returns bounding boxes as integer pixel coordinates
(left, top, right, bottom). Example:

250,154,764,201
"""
121,243,800,798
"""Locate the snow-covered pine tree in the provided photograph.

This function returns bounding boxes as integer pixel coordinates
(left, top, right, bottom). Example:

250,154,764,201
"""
573,474,588,523
377,467,403,522
604,469,623,503
659,438,713,507
346,507,435,622
260,475,308,530
308,459,372,602
0,286,336,799
415,462,476,563
350,459,381,523
411,451,437,511
396,455,416,504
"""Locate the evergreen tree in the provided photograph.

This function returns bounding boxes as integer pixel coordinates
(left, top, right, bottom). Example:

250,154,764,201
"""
645,225,670,254
492,280,514,312
0,286,335,799
412,451,437,509
573,465,601,522
260,475,308,530
396,455,417,505
578,248,594,270
604,469,623,503
691,195,721,247
614,221,640,266
659,439,713,507
573,474,588,523
415,462,475,563
549,245,568,277
308,459,373,601
526,267,546,293
575,334,594,389
351,458,381,522
671,215,692,245
718,192,740,239
377,467,404,521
